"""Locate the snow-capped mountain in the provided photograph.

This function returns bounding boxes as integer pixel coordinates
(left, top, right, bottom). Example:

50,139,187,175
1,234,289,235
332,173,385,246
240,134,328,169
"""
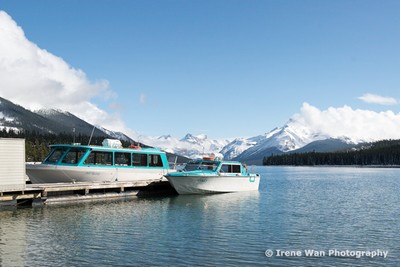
3,96,394,165
0,96,132,142
220,137,257,160
220,118,331,162
231,117,359,164
135,133,232,159
1,96,67,134
136,116,353,163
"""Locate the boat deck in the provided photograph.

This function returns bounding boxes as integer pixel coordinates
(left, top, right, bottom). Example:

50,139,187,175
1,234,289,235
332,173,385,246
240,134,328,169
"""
0,180,176,206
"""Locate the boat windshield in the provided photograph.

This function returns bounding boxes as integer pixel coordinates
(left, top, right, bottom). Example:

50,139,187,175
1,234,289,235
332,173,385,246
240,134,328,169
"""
183,161,219,172
44,147,68,163
61,148,88,164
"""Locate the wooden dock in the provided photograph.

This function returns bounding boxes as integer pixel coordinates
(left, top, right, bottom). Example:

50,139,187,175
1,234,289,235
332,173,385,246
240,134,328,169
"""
0,179,176,206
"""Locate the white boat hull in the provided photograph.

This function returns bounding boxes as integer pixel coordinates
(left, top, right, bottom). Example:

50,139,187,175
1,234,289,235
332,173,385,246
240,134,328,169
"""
166,174,260,194
26,164,167,184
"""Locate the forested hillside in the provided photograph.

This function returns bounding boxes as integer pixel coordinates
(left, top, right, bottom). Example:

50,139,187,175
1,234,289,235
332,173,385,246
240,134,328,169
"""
1,129,188,163
263,140,400,166
1,129,123,162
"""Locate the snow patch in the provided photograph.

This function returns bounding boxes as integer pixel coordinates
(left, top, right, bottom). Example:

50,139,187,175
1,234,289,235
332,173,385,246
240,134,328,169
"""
0,126,21,133
36,108,70,116
0,112,15,122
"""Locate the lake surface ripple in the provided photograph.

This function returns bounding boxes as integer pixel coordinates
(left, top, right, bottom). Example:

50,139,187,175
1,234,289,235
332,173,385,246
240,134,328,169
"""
1,166,399,266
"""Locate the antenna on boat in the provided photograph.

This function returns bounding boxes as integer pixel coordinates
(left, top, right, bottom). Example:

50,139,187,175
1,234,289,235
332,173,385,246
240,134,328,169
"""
88,125,96,145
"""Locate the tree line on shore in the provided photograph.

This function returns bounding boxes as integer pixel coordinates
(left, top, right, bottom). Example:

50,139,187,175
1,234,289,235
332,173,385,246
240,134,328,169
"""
263,139,400,166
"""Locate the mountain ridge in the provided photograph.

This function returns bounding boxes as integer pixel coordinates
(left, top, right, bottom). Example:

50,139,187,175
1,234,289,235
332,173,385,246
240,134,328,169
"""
0,96,129,141
0,96,381,164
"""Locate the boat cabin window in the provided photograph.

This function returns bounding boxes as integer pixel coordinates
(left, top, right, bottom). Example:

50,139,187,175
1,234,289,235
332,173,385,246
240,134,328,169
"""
199,161,218,171
44,147,67,163
132,153,148,166
84,151,113,166
220,164,241,173
184,161,219,171
62,148,87,164
149,154,163,167
115,152,131,166
184,162,199,171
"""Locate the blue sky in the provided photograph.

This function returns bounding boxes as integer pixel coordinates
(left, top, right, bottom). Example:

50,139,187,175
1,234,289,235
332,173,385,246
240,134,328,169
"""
1,1,400,139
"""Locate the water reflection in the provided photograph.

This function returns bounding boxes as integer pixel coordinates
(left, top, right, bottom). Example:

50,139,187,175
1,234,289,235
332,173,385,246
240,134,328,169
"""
0,209,28,267
163,192,262,266
257,166,400,266
0,167,399,266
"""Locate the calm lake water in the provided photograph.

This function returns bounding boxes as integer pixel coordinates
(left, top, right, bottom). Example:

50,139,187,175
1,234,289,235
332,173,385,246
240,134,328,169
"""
1,166,399,266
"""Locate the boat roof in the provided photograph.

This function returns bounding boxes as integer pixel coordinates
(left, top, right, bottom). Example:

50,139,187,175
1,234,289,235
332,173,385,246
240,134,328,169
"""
49,143,164,153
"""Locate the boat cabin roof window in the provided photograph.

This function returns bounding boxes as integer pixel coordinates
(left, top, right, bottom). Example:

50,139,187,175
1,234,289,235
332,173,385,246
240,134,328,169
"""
184,162,198,171
62,148,87,165
115,152,131,166
220,164,241,173
199,161,218,171
44,147,67,163
149,154,163,167
132,153,148,166
84,151,113,166
184,161,219,171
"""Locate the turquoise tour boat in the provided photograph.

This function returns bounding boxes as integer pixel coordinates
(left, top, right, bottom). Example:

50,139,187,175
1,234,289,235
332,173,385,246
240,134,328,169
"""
165,156,260,194
26,139,171,184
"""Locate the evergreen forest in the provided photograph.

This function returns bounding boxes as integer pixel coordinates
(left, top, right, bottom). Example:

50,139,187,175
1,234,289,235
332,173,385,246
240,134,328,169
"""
263,140,400,166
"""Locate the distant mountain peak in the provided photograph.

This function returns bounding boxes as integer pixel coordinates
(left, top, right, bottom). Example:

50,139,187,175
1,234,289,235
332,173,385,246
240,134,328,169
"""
0,97,135,143
158,134,172,140
232,118,355,164
36,108,71,116
181,133,208,143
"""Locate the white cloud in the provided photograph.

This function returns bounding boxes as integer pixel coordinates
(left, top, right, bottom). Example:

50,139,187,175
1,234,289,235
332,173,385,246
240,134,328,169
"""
0,11,126,132
291,103,400,142
358,93,398,105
